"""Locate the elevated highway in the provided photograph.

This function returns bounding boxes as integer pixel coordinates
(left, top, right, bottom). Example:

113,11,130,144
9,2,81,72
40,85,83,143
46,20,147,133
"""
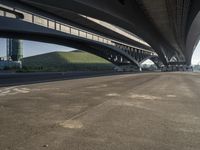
1,0,199,68
3,0,198,66
0,2,160,70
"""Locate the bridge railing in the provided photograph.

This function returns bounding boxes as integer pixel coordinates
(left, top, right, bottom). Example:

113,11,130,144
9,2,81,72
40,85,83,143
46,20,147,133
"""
0,4,115,45
0,4,157,56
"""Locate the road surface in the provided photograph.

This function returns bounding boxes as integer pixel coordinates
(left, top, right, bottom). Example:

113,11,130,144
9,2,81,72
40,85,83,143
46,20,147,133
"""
0,71,126,87
0,72,200,150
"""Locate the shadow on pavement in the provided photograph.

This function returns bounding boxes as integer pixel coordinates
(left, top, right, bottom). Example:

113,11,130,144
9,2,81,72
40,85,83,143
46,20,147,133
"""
0,71,135,87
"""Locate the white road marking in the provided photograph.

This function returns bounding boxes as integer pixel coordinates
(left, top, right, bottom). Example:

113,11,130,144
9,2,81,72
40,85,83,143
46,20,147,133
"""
59,120,83,129
106,93,120,97
129,94,161,100
86,84,107,89
0,87,30,97
166,94,177,98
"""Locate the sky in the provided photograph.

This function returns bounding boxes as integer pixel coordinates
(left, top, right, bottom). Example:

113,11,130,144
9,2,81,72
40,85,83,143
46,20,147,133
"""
0,38,200,65
0,38,75,58
192,41,200,64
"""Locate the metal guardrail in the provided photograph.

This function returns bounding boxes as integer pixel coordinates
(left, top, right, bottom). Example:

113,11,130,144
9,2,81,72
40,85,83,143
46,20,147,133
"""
0,6,24,19
0,4,113,45
0,4,157,56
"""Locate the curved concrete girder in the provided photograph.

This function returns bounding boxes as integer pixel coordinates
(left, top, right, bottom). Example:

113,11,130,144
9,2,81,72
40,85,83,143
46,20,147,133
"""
185,0,200,65
169,56,178,62
149,58,163,69
0,0,152,52
18,0,178,64
139,55,157,65
139,55,163,69
186,12,200,64
0,16,140,68
90,44,140,68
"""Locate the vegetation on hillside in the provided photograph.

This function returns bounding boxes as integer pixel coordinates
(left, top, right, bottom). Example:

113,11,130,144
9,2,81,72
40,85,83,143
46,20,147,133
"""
20,51,114,72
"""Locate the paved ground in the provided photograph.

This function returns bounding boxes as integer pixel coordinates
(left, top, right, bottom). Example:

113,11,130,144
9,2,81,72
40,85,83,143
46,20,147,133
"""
0,71,123,87
0,72,200,150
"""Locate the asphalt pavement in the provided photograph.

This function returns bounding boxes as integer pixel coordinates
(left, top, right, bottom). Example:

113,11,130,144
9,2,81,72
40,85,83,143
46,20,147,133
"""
0,72,200,150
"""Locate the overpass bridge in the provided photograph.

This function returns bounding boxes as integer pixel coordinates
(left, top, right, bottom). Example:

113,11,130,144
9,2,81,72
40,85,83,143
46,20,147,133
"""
0,1,161,70
1,0,199,69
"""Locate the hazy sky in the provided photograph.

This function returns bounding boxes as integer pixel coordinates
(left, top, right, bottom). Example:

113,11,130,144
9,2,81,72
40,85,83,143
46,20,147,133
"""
0,38,75,58
0,38,199,65
192,42,200,64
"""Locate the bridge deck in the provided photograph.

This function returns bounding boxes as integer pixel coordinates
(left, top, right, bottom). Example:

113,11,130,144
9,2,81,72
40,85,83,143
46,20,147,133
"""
0,72,200,150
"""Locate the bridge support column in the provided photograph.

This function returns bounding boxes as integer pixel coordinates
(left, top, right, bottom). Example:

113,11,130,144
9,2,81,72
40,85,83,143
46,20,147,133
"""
7,39,23,62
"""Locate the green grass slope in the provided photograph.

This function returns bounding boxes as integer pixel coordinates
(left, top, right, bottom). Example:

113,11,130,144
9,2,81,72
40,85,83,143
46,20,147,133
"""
22,51,114,72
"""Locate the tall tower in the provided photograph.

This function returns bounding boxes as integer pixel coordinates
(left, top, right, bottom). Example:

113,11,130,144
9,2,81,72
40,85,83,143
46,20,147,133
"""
7,39,23,61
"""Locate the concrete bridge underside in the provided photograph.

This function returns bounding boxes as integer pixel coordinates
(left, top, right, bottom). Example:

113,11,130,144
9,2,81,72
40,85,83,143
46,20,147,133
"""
1,16,154,68
0,2,162,70
9,0,200,66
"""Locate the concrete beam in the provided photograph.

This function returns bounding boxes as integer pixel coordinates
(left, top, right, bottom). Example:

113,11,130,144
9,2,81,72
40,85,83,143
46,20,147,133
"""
0,17,140,67
16,0,179,64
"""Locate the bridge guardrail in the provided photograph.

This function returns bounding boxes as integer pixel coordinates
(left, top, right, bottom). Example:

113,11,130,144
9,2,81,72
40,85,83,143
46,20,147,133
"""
0,4,157,56
0,4,114,45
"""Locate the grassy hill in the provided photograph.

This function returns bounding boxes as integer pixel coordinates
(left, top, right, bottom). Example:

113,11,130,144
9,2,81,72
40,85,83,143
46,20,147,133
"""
21,51,114,72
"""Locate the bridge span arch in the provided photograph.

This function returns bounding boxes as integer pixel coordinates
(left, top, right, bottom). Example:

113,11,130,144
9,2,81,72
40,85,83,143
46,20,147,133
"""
186,1,200,65
0,16,141,68
139,55,163,69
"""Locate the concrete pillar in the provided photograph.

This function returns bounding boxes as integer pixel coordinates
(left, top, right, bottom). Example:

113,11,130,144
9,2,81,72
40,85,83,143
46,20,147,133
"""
7,39,23,61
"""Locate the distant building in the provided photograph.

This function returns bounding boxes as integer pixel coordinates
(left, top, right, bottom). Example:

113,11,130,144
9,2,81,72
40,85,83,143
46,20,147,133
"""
0,39,23,70
0,60,22,70
7,39,23,61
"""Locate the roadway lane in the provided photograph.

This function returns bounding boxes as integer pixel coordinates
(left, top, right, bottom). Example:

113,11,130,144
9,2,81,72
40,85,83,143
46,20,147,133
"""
0,71,126,87
0,72,200,150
